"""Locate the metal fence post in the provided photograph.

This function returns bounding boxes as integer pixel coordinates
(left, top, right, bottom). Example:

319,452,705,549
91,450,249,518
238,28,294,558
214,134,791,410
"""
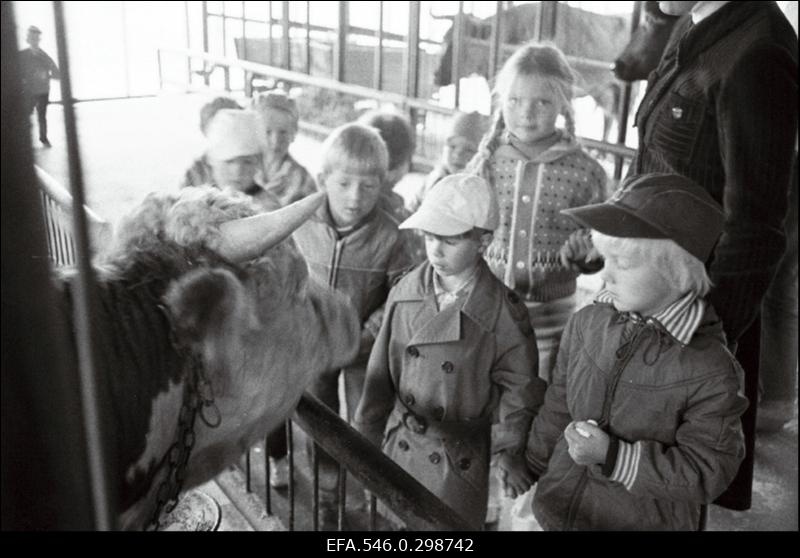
615,0,643,180
52,0,117,530
335,1,348,81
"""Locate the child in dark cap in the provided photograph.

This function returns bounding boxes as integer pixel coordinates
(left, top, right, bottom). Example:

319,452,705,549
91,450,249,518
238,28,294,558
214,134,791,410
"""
521,172,748,530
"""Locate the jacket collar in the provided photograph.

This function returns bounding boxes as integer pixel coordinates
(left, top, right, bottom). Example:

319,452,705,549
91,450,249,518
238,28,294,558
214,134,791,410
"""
392,259,503,343
311,199,380,237
494,129,581,164
594,290,707,345
670,1,767,66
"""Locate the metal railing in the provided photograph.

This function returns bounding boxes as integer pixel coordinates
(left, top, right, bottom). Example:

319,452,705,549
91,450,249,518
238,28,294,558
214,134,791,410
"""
36,166,113,268
37,162,469,531
157,46,637,175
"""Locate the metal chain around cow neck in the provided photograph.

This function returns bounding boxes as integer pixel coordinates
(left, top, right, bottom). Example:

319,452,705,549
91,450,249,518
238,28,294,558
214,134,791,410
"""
146,346,221,530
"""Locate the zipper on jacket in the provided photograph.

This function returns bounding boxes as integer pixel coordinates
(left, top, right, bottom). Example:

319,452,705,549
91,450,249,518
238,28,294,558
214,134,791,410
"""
564,320,648,530
328,238,344,288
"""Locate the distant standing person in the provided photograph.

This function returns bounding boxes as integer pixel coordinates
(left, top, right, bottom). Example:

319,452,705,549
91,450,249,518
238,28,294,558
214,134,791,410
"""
19,25,59,148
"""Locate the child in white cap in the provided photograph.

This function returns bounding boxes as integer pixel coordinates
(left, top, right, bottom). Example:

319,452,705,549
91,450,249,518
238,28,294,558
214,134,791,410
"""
522,173,748,530
180,96,243,189
251,90,316,206
201,108,280,210
354,173,546,529
408,111,489,213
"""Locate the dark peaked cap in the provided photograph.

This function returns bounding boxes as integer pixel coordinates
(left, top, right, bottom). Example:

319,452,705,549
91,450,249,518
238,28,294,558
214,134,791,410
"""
561,173,725,263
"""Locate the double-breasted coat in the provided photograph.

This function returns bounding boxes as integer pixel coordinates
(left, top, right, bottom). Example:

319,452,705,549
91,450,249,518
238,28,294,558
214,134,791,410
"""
353,260,545,528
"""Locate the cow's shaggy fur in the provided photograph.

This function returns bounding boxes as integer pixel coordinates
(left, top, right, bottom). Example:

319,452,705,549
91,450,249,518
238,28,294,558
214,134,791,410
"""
60,187,360,529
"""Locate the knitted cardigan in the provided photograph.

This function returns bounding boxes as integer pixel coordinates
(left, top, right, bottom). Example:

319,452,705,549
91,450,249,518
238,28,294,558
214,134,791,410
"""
482,132,606,302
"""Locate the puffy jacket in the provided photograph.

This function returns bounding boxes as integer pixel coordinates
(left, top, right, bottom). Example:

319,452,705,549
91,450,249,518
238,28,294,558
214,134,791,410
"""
525,302,747,531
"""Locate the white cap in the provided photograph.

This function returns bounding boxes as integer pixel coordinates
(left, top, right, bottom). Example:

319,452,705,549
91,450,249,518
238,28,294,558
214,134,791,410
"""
205,109,262,161
399,173,499,235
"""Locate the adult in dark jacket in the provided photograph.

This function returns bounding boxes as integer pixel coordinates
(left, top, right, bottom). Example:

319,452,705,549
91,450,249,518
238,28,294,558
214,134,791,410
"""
625,1,797,510
19,25,59,147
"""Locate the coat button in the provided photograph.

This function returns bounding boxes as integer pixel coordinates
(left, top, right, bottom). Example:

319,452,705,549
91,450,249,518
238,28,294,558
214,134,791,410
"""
404,393,415,406
407,346,419,357
459,458,471,471
398,440,409,451
429,452,441,464
434,406,445,420
441,361,454,373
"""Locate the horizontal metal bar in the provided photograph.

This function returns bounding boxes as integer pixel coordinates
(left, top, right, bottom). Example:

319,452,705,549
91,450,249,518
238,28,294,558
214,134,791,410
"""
158,46,452,114
159,47,636,168
293,394,473,531
204,12,423,45
580,138,637,159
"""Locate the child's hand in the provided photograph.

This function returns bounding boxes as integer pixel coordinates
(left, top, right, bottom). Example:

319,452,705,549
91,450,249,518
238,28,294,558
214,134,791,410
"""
564,420,609,466
496,452,535,499
559,230,602,273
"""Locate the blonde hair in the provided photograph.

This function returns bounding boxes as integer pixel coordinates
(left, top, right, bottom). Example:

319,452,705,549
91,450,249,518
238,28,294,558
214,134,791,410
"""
468,42,577,179
319,123,389,179
591,231,713,297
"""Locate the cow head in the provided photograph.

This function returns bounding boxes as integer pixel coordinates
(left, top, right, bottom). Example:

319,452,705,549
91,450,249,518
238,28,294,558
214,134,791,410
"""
99,187,360,529
433,12,490,87
612,1,679,82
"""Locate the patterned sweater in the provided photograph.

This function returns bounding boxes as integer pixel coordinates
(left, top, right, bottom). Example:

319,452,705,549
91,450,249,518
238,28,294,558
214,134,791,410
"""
482,132,606,303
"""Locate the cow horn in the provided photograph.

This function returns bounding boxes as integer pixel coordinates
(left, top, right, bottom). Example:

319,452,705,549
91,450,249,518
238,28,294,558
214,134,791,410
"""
217,191,325,261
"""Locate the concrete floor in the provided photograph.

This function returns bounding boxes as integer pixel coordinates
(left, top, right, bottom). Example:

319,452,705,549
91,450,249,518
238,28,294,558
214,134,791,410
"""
32,94,798,531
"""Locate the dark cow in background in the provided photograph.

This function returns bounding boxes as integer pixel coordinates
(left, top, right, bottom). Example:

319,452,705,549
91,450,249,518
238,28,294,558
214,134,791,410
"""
613,1,680,82
58,188,360,529
433,2,630,141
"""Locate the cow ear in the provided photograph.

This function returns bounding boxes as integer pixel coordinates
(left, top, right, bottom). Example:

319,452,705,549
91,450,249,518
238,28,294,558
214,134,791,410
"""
164,267,254,345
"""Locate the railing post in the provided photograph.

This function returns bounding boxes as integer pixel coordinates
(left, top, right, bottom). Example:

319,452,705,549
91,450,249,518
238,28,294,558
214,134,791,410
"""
373,1,384,90
335,1,348,81
487,1,503,82
404,1,421,99
185,1,192,85
202,1,210,86
281,1,291,70
157,48,163,91
615,0,643,180
268,1,274,66
451,1,464,109
52,0,116,530
305,1,312,75
242,1,251,96
538,0,558,42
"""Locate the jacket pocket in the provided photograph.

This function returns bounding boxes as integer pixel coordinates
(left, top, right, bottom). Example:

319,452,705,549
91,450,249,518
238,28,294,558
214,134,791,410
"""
649,92,705,163
442,436,489,494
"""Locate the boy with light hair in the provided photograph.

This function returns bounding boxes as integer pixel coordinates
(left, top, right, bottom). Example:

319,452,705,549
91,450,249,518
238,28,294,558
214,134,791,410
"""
521,172,748,530
291,123,418,527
